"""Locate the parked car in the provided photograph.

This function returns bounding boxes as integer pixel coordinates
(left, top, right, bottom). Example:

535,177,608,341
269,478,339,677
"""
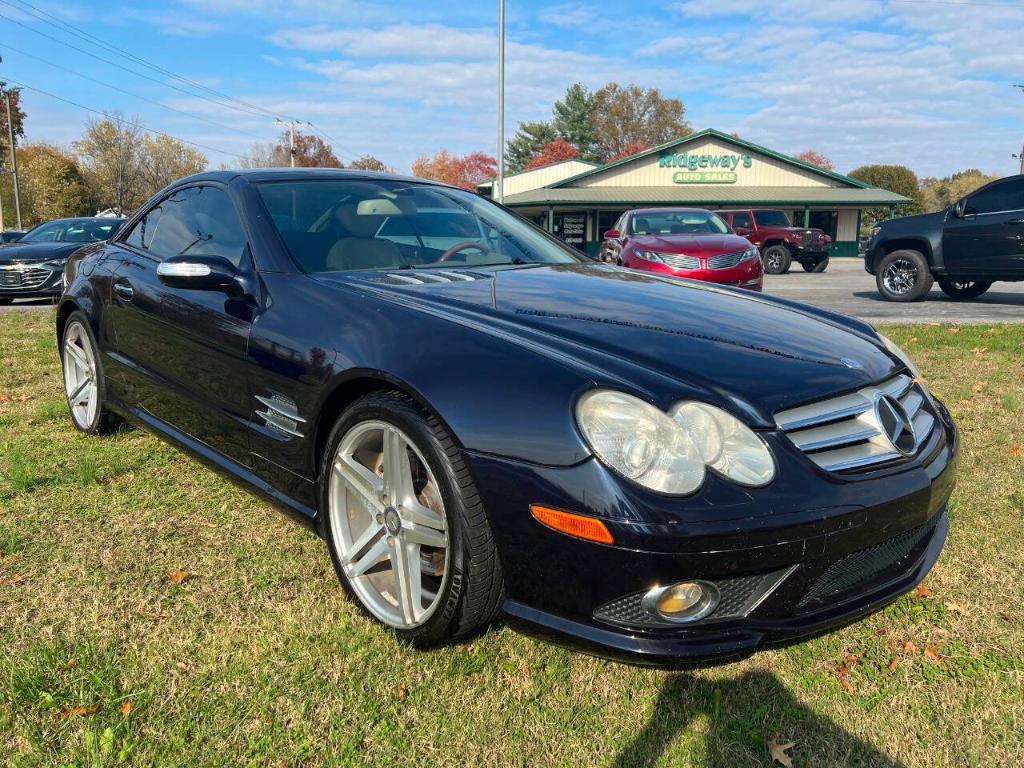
59,169,956,665
0,217,123,304
865,175,1024,302
1,230,25,243
599,208,763,291
717,209,831,274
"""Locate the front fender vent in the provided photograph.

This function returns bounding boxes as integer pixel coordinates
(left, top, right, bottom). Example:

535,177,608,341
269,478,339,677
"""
255,393,305,438
373,271,490,286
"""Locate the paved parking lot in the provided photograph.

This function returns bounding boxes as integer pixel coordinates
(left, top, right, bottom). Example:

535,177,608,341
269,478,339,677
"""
764,257,1024,324
3,258,1022,323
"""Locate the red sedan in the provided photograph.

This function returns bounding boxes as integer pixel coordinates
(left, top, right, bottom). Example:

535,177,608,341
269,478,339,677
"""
600,208,763,291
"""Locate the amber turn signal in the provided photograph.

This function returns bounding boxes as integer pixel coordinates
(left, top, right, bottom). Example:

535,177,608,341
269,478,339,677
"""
529,505,614,545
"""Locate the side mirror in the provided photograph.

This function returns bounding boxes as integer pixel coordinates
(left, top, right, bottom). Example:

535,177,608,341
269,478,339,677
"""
604,229,621,240
952,199,967,219
157,255,241,295
734,226,751,236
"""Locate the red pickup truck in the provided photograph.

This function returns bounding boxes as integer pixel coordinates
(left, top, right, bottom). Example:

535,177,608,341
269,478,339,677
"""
717,209,831,274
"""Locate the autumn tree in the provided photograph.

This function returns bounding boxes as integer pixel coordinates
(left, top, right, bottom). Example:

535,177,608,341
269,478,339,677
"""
349,155,394,173
271,130,343,168
237,141,277,169
140,134,207,193
552,83,598,162
505,121,557,174
524,138,579,170
74,114,146,213
411,149,496,190
920,169,999,211
607,142,650,162
849,164,923,224
13,143,92,226
591,83,690,161
795,150,834,171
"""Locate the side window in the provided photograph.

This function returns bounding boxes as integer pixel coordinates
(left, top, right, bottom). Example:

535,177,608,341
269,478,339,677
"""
124,186,249,267
732,212,752,230
964,179,1024,216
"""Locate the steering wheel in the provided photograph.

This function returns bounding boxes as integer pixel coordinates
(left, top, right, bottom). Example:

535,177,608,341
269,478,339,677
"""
437,240,488,262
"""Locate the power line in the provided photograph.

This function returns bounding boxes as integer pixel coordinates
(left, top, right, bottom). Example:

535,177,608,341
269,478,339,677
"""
305,122,362,163
2,75,248,159
0,0,299,123
0,40,270,144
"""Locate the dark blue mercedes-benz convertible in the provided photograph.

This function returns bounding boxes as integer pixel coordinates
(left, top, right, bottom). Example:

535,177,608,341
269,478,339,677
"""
58,169,956,664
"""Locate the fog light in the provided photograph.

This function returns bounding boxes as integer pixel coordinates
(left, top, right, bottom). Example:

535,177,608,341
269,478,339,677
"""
642,580,718,623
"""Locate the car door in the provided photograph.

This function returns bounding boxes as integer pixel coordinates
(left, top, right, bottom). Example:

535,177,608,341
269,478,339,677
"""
105,183,256,465
943,177,1024,277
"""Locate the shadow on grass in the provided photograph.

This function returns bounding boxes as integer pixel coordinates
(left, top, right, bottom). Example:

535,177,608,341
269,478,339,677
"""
612,670,904,768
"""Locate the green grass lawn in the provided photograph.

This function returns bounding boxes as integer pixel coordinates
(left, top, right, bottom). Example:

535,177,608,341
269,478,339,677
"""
1,311,1022,768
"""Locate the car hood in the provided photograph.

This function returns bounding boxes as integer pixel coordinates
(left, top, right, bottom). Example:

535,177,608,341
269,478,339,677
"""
325,263,899,421
630,233,750,256
0,242,81,264
877,210,944,233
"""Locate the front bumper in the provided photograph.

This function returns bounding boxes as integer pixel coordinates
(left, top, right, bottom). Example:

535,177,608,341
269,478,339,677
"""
472,399,957,666
0,263,63,298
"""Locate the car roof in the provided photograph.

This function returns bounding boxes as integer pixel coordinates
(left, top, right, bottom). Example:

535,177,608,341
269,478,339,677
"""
175,167,456,189
629,207,714,215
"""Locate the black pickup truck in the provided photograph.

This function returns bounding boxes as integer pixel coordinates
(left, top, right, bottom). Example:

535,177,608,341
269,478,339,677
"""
865,174,1024,301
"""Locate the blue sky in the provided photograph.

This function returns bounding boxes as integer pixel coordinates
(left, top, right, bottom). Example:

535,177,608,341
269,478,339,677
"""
2,0,1023,178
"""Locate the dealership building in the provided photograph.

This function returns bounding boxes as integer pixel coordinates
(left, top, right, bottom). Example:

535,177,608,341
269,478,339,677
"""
481,129,909,258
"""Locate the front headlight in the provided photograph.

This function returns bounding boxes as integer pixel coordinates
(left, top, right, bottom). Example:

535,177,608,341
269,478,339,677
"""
878,333,921,379
575,390,775,495
634,250,669,265
740,246,759,262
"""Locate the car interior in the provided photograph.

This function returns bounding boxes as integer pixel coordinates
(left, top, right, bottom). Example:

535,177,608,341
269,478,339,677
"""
257,180,579,273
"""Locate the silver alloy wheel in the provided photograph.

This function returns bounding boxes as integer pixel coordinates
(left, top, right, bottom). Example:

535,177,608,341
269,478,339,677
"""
329,420,449,629
62,321,99,429
765,250,782,271
882,257,917,296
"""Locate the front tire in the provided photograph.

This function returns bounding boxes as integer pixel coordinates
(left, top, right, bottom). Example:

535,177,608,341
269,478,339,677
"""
937,279,991,300
762,245,792,275
876,249,933,302
321,391,503,647
61,312,118,434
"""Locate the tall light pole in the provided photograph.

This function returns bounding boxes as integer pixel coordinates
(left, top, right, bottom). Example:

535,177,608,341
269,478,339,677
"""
495,0,505,204
1015,85,1024,175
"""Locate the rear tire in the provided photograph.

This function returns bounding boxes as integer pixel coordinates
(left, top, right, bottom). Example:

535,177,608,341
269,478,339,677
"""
803,256,830,273
60,312,119,434
876,249,933,302
937,279,991,300
762,245,791,275
321,391,503,648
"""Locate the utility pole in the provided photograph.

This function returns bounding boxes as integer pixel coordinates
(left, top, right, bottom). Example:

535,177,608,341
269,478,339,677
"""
0,82,22,229
495,0,505,204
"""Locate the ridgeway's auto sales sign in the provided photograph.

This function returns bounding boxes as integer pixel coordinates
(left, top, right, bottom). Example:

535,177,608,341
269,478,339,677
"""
659,150,753,184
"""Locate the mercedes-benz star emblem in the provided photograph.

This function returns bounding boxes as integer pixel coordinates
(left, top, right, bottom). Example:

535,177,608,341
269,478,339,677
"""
874,394,916,456
383,506,402,535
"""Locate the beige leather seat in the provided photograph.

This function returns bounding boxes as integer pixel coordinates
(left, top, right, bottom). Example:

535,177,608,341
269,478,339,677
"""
325,204,404,271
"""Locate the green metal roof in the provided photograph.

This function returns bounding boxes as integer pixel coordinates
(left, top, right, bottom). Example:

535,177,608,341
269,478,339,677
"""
549,128,875,190
502,185,909,208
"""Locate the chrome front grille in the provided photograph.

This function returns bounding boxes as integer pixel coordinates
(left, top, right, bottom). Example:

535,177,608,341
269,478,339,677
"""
0,267,50,289
775,375,936,472
659,253,700,270
707,250,747,270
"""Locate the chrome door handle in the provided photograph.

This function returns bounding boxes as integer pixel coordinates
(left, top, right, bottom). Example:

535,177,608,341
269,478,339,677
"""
113,281,134,301
1006,218,1024,225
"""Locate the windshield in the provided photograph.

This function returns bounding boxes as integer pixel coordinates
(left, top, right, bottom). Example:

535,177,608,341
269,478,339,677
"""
20,219,120,243
752,210,792,227
256,180,585,272
629,211,729,236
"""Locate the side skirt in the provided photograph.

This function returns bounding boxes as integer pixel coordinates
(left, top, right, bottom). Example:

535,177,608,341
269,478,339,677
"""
109,400,320,533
